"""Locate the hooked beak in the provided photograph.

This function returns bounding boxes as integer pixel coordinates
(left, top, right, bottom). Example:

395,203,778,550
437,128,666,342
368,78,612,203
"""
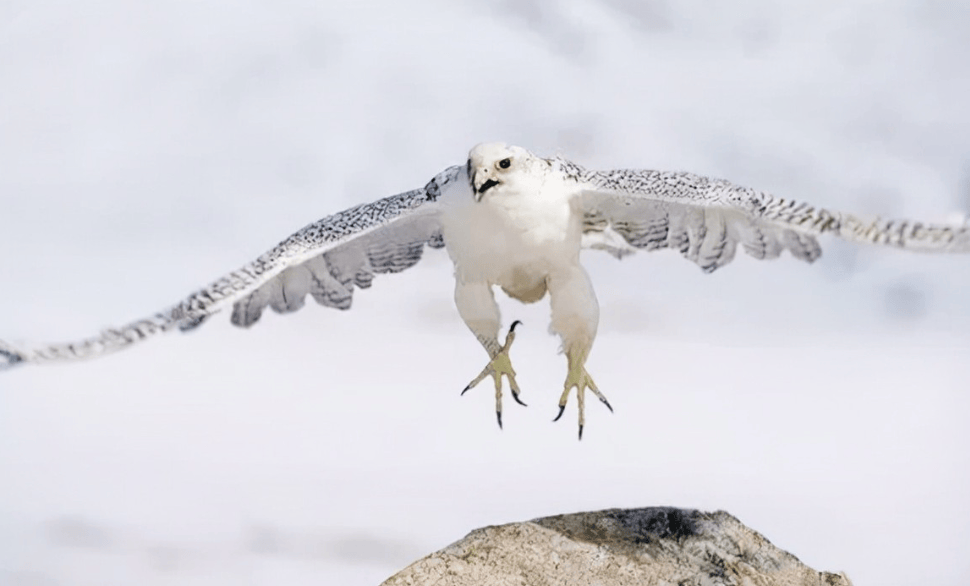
478,178,499,195
471,170,500,202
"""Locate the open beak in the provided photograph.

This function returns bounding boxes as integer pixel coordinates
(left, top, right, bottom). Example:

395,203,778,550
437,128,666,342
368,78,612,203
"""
471,170,500,202
478,178,499,194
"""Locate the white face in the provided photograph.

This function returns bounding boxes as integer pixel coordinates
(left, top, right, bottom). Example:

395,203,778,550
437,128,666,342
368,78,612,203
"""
467,142,536,202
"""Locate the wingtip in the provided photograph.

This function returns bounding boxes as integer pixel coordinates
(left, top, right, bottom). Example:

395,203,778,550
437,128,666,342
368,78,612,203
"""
0,343,25,371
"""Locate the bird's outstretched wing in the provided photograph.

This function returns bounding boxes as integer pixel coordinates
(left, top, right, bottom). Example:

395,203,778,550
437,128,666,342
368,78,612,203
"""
562,158,969,271
0,166,463,370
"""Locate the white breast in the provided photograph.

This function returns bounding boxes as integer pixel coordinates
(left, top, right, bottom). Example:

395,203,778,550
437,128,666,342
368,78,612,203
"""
439,169,583,286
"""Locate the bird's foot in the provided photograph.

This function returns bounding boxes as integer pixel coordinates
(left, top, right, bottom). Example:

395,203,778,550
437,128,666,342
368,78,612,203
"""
461,321,526,428
553,366,613,440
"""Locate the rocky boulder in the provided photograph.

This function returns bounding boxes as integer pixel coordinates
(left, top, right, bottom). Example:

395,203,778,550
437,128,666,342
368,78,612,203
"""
382,507,850,586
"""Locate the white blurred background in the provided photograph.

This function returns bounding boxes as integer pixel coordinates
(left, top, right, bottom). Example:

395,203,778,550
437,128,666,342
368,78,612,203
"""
1,1,969,584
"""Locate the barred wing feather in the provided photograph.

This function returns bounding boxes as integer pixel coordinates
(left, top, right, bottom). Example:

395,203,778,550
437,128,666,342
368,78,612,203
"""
0,166,460,369
571,162,969,271
229,205,443,327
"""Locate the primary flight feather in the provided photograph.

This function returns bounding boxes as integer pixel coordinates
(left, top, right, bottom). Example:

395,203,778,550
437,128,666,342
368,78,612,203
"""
2,143,967,438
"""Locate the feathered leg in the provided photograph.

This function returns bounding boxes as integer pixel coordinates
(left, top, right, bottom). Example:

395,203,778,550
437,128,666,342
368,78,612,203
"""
547,265,612,439
455,280,526,428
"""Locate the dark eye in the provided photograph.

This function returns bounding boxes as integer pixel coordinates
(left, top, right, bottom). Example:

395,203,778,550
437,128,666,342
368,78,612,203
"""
498,158,511,169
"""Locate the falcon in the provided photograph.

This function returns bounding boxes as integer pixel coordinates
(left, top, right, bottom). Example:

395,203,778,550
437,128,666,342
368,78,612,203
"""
2,143,967,438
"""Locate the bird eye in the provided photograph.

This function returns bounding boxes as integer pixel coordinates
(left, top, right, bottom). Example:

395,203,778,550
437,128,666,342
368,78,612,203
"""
498,158,511,169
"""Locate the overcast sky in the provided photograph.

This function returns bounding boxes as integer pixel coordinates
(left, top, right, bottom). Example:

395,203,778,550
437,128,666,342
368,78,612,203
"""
1,1,969,585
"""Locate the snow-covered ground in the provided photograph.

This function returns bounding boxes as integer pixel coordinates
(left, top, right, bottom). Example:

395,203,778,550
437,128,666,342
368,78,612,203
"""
1,1,969,584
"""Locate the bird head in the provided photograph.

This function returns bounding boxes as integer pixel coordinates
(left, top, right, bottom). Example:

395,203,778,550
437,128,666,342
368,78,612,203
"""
467,143,538,202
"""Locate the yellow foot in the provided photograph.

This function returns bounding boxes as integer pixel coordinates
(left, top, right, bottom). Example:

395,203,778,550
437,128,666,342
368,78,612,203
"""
553,367,613,440
461,321,526,428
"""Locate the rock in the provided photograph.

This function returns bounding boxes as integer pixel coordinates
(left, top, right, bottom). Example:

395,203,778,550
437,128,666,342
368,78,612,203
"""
381,507,851,586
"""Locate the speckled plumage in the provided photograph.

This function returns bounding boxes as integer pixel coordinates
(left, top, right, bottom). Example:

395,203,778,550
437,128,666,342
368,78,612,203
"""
0,165,460,367
1,145,966,386
565,157,968,273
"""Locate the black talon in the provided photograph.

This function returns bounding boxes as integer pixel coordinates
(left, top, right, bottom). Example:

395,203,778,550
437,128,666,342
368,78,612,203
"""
511,390,527,407
578,425,583,441
600,397,614,413
553,405,566,422
460,384,472,396
496,411,503,429
509,320,523,333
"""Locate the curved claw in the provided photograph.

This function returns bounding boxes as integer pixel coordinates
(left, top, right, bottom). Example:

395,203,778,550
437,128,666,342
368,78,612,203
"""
578,424,584,441
511,390,527,407
553,404,566,422
600,397,614,413
496,411,503,429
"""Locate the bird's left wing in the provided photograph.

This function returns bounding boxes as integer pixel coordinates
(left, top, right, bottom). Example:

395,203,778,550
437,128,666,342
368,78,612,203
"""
560,157,969,271
0,166,463,370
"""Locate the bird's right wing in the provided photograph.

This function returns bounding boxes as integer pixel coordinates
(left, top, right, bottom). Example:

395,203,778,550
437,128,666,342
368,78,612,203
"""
0,165,464,370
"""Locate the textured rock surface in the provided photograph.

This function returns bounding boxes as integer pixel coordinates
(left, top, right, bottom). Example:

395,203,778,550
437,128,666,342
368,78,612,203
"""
382,507,851,586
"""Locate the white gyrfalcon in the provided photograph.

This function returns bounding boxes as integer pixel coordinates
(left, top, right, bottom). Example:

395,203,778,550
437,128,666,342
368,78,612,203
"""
2,143,968,438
